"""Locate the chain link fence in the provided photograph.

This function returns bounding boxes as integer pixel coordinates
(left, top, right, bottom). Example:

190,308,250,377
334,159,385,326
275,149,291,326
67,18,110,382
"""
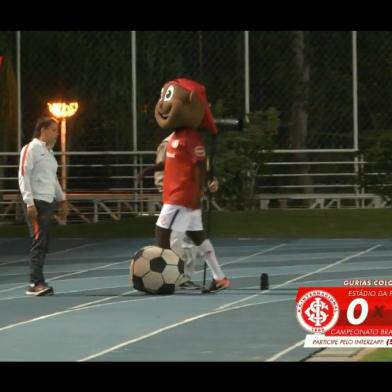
137,31,245,151
2,31,379,153
2,31,392,210
358,32,392,148
18,31,134,152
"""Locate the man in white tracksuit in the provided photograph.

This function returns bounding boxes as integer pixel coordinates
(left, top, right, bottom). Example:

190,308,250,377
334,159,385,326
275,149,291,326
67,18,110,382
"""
18,117,69,296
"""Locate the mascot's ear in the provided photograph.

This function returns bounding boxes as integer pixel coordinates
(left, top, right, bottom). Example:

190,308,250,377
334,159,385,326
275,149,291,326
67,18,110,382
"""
186,90,205,127
188,90,205,112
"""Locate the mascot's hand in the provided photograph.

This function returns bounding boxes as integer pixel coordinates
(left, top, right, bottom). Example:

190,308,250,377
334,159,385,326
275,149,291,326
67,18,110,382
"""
207,177,219,193
137,169,146,181
137,167,151,181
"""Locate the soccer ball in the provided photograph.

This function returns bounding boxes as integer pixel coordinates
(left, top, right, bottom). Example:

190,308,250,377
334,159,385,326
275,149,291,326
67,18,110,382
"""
130,246,184,294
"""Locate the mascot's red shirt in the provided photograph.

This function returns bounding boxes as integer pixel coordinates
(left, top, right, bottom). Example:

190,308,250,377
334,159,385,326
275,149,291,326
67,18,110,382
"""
163,128,206,209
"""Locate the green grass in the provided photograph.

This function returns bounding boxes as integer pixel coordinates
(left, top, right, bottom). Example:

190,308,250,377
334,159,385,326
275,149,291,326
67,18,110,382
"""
210,209,392,238
361,349,392,361
2,209,392,238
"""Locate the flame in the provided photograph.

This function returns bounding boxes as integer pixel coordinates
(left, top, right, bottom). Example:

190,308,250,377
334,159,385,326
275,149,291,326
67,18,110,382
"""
47,102,78,118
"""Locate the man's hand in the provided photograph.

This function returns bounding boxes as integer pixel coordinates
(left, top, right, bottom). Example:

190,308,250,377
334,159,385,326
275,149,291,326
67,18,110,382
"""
58,200,70,220
27,205,38,221
207,177,219,193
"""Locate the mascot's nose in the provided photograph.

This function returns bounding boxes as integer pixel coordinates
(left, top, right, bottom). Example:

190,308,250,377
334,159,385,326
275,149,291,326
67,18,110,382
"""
160,101,172,115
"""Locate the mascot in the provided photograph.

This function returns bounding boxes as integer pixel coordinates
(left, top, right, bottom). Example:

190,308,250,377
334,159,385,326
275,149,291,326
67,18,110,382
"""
152,78,230,293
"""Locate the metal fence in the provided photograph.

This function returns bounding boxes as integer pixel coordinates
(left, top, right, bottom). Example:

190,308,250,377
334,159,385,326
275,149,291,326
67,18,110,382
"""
4,31,391,151
1,31,392,219
1,31,374,152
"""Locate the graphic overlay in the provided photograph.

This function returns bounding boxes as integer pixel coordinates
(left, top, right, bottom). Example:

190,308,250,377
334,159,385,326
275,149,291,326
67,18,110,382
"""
296,281,392,347
296,289,340,334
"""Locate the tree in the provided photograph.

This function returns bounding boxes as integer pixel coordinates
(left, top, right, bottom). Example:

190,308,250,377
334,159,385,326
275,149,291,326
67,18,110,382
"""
214,107,280,209
290,31,313,196
0,32,18,215
362,131,392,204
0,32,17,152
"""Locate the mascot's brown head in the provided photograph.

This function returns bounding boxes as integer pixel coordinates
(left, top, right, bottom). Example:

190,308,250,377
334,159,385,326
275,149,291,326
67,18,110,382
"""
154,78,217,134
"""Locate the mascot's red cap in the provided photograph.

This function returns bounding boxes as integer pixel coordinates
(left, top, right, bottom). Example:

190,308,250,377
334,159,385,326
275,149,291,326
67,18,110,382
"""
170,78,218,134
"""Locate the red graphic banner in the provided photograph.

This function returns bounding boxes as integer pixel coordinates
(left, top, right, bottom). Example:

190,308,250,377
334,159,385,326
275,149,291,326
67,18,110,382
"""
296,287,392,336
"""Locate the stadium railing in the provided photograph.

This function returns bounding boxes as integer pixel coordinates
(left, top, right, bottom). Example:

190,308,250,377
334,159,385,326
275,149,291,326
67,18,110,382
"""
254,150,385,209
0,150,387,224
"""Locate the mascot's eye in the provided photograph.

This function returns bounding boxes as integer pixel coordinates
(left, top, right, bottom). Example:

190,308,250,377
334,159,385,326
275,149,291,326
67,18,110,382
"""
163,86,174,102
160,88,164,100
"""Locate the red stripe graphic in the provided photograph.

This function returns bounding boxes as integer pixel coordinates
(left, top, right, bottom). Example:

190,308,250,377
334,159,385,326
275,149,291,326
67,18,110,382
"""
21,143,30,177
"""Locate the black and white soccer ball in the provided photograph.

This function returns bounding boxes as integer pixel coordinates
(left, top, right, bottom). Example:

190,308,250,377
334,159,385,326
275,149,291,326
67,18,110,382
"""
130,246,185,294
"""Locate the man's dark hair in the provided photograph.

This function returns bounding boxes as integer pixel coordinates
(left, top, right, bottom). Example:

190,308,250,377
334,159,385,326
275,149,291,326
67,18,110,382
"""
33,117,58,138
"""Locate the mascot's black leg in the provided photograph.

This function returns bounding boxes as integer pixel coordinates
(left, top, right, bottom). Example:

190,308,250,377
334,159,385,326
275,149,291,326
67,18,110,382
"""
155,225,171,249
185,230,206,246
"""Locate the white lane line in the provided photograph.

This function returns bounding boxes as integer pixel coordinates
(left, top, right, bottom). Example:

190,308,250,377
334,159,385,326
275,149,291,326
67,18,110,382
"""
0,269,275,302
70,289,137,309
5,262,391,304
0,268,278,301
75,285,266,311
265,339,305,362
0,242,101,266
73,293,173,310
0,308,77,332
78,297,293,362
0,244,285,294
0,284,132,302
0,269,128,278
0,293,170,333
194,243,287,273
217,244,382,310
0,279,290,334
0,258,131,294
1,240,383,361
41,254,130,261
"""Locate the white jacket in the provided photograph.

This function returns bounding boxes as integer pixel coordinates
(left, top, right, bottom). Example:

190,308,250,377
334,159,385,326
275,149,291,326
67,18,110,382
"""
18,138,66,207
